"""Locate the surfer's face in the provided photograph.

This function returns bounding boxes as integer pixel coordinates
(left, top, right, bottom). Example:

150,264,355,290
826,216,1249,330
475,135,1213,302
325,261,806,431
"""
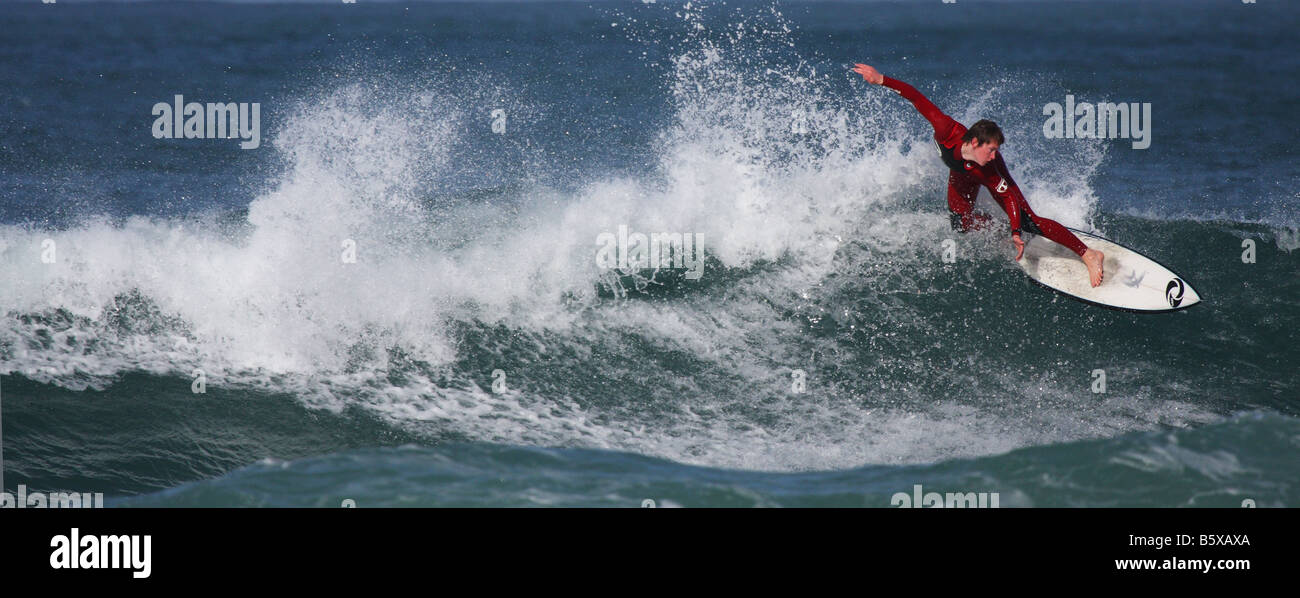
964,140,999,166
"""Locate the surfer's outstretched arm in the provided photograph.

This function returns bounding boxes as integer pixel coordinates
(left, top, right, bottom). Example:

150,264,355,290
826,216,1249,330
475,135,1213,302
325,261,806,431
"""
852,64,959,141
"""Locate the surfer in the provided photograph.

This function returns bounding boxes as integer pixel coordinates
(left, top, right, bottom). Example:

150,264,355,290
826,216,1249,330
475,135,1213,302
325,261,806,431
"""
852,64,1104,287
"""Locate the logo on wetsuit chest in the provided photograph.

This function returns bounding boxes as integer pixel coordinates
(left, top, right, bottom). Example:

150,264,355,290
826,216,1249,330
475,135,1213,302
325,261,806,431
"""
995,179,1009,193
937,141,972,172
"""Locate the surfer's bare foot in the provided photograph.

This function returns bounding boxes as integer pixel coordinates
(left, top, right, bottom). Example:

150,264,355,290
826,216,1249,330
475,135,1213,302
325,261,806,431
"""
1082,248,1104,287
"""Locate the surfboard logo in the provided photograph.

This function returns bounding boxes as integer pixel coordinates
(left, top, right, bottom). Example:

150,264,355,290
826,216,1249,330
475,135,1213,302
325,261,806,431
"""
1122,270,1146,288
995,179,1008,193
1166,278,1185,307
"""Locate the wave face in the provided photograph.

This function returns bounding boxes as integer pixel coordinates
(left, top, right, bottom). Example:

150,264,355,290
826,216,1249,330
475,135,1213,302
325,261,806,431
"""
1,1,1297,503
115,413,1297,508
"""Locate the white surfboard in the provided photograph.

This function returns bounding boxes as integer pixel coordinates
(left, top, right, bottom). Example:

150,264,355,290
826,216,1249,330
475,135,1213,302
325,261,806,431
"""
1017,228,1200,313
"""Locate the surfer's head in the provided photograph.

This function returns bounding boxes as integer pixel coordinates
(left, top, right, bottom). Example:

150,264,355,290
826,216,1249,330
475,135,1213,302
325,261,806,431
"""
960,119,1004,166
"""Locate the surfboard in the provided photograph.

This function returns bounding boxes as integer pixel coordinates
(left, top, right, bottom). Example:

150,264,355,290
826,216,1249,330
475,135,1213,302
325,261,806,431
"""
1017,227,1200,313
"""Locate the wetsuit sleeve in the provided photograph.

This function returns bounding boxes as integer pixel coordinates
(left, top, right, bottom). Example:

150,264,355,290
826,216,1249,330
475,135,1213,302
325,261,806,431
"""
880,76,960,142
989,154,1024,233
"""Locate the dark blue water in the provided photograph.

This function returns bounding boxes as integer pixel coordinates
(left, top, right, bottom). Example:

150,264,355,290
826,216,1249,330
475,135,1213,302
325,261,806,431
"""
1,0,1297,507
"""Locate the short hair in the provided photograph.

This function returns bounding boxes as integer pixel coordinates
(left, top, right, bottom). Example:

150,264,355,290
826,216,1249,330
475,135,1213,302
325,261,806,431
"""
962,119,1005,146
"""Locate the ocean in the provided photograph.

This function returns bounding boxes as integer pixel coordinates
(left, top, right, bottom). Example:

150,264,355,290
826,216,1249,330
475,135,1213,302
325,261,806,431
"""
1,0,1297,507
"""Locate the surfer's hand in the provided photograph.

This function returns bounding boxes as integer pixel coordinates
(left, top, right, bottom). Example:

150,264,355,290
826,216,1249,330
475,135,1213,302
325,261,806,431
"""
1012,232,1025,261
852,64,884,85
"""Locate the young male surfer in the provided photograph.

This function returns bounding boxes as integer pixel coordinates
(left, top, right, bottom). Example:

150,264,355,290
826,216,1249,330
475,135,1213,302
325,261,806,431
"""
852,63,1104,287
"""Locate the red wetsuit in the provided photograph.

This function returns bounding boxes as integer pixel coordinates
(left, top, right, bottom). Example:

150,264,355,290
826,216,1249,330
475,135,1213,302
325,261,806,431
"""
882,76,1088,257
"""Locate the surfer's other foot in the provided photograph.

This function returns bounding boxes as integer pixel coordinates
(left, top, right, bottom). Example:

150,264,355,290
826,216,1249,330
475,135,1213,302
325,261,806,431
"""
1083,248,1104,287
